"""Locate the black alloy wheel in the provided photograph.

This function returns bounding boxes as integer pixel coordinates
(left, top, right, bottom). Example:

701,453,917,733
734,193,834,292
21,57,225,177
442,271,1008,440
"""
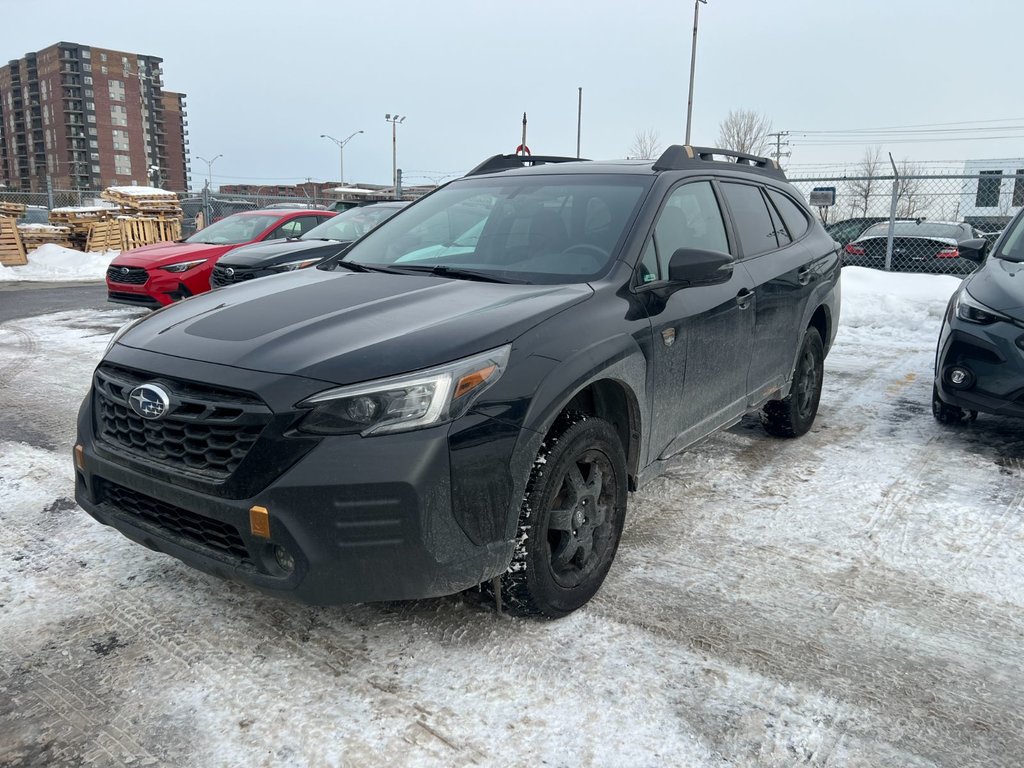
499,414,628,618
762,327,824,438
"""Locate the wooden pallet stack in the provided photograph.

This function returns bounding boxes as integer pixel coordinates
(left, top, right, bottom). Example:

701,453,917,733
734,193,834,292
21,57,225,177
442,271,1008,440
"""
0,203,28,266
17,224,74,252
92,186,183,252
49,206,118,251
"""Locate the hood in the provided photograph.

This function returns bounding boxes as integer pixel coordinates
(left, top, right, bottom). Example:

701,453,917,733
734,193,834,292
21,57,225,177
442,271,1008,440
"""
216,238,349,268
117,268,593,384
111,241,236,267
966,256,1024,316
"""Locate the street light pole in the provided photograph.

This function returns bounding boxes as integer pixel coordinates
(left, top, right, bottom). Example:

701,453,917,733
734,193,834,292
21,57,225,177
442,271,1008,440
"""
685,0,708,145
384,114,405,199
196,153,222,191
319,130,363,186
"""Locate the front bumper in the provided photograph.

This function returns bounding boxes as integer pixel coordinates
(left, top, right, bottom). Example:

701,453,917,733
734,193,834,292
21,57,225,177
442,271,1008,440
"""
106,266,211,307
73,351,518,604
934,318,1024,418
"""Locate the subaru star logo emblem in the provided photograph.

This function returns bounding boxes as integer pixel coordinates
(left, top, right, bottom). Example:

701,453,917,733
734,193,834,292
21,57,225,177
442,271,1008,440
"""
225,267,235,277
128,383,171,420
121,267,129,274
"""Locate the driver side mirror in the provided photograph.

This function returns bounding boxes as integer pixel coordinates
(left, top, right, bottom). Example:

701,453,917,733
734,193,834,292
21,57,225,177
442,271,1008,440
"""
667,247,734,286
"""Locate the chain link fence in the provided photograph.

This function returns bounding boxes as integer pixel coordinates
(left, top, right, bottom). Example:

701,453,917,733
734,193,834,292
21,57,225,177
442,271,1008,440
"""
0,187,355,237
789,173,1021,274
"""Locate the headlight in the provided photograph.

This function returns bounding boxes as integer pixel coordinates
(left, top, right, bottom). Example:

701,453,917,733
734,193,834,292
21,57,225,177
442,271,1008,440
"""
297,345,512,436
271,257,322,272
955,289,1008,325
160,259,207,273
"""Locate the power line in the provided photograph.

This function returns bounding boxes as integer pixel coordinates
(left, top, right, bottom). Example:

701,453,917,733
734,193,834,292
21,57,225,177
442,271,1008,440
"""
791,117,1024,134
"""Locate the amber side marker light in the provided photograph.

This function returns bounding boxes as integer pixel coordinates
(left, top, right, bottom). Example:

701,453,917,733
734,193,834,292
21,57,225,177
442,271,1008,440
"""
249,506,271,539
454,364,497,400
74,444,85,471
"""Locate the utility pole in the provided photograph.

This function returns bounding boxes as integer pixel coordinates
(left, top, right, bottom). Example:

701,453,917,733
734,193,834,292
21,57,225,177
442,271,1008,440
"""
576,87,582,159
767,131,791,164
384,114,405,198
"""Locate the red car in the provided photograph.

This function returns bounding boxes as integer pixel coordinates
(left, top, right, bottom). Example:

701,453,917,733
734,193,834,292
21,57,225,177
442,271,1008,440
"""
106,209,335,308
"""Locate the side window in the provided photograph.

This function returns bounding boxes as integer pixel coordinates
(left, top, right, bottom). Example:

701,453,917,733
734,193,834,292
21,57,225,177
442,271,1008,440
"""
651,181,729,279
721,182,779,257
269,216,318,240
767,189,810,240
638,236,658,282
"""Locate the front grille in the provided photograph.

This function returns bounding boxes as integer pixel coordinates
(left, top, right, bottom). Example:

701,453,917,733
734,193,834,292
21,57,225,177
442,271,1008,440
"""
94,364,272,480
99,479,252,563
211,264,261,288
107,266,148,285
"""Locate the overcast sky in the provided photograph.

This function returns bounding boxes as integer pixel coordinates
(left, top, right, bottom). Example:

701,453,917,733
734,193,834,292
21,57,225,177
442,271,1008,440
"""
3,0,1021,188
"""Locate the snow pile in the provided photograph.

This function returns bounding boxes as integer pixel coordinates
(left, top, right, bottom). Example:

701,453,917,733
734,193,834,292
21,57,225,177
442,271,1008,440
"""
839,266,963,342
104,185,176,197
0,243,119,282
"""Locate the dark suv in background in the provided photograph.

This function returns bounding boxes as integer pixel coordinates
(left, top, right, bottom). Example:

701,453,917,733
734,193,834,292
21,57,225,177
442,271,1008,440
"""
75,146,841,618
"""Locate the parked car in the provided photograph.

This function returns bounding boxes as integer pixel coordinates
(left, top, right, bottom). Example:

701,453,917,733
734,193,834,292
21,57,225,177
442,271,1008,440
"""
75,146,840,618
210,202,408,288
17,205,50,225
933,210,1024,423
105,208,335,308
824,216,888,246
842,220,986,274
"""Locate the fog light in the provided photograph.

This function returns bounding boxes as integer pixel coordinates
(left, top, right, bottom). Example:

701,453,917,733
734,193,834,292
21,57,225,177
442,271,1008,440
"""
273,545,295,573
945,365,975,390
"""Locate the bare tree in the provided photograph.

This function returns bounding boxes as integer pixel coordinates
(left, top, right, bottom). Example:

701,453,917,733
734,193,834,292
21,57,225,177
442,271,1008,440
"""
848,146,883,217
717,109,773,155
628,129,661,160
895,159,926,218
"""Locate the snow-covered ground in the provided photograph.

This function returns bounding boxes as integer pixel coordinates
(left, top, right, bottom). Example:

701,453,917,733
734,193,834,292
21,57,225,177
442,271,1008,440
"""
1,268,1021,767
0,243,119,282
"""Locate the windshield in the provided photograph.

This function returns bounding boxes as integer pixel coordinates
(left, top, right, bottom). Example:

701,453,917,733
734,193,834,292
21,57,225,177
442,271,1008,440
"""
185,213,280,244
859,221,970,240
334,175,650,284
302,204,403,242
996,212,1024,261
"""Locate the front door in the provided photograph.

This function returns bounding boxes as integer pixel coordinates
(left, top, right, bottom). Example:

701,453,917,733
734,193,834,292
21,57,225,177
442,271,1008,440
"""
639,180,756,460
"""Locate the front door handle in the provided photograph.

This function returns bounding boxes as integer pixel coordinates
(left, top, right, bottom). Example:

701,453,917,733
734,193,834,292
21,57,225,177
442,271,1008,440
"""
736,289,754,310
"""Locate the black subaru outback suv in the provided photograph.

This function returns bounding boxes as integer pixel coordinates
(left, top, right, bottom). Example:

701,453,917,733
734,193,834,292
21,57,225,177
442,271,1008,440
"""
75,146,841,618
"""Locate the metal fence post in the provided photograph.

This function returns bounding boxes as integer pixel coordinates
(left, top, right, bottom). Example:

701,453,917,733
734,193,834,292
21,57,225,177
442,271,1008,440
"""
46,175,54,211
884,172,900,272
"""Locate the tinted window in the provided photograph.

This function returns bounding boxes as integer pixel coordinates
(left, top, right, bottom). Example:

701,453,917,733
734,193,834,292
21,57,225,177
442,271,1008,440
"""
764,193,791,246
767,190,809,239
860,222,967,240
651,181,729,279
185,213,280,244
721,182,778,256
304,205,403,241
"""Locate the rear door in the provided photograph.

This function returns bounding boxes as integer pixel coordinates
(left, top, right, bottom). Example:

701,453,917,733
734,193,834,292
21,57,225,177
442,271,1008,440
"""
639,180,756,460
719,182,816,404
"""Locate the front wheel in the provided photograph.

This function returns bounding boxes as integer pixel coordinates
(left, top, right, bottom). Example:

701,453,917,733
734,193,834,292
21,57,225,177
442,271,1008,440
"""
499,414,628,618
762,327,824,438
932,384,976,424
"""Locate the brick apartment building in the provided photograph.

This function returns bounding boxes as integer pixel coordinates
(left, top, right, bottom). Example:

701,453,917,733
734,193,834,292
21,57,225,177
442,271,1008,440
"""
0,41,190,193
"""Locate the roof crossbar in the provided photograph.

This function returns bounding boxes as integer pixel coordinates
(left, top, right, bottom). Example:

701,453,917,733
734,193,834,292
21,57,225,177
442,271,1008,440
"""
653,145,786,180
465,154,588,177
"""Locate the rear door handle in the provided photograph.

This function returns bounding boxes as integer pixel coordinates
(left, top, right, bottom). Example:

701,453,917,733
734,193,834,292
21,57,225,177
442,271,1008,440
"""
736,289,754,310
797,267,812,286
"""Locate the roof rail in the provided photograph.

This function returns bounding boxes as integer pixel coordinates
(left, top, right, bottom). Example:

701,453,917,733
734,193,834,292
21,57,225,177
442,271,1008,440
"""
652,145,786,180
465,154,588,177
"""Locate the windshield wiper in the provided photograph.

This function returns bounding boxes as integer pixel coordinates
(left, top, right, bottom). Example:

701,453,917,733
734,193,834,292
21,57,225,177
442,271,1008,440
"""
387,264,525,284
329,259,404,275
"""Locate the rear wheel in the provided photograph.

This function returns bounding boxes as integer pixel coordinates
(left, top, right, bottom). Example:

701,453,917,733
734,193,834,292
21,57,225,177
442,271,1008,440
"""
499,414,628,618
762,327,824,438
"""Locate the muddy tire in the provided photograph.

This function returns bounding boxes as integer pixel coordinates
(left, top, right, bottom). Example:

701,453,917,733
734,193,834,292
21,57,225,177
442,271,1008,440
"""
499,414,628,618
932,385,976,424
762,327,824,438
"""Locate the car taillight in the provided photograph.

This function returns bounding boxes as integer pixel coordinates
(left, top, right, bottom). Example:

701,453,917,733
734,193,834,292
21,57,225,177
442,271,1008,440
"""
936,247,959,259
844,243,866,256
